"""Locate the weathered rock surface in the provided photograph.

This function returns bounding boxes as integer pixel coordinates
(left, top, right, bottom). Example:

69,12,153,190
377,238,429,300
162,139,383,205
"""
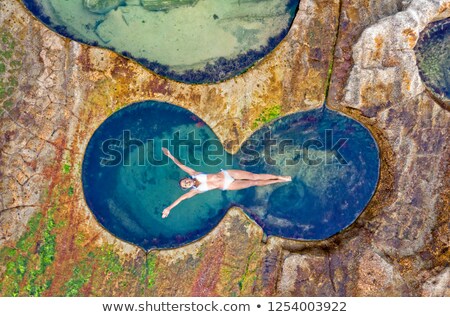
0,0,448,296
323,0,450,296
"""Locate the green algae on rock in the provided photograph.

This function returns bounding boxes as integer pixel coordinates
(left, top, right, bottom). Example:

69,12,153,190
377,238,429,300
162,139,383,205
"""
0,29,22,116
415,17,450,109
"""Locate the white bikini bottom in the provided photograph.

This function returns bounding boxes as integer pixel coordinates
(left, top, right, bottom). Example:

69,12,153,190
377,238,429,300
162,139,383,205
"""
221,169,235,190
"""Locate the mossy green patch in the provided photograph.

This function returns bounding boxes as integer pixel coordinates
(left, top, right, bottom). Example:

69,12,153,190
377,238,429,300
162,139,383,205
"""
98,245,124,275
24,207,57,296
252,104,282,129
74,232,85,246
237,251,257,293
0,178,153,297
71,244,130,295
138,252,158,291
145,253,157,289
63,163,71,174
16,213,43,252
0,207,58,296
0,212,43,295
0,29,23,115
64,264,92,296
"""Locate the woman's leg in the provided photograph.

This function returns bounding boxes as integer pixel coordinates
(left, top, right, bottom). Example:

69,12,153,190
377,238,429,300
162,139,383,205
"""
226,169,291,181
227,179,288,191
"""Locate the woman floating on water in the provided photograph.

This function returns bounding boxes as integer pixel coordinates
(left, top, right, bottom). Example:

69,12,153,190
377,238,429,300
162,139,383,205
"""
161,147,292,218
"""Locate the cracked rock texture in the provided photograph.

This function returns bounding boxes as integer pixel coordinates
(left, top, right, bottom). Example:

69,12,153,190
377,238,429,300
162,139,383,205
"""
0,0,448,296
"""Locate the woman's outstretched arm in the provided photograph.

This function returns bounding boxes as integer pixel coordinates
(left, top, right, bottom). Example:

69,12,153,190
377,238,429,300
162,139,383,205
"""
162,190,199,218
162,147,198,176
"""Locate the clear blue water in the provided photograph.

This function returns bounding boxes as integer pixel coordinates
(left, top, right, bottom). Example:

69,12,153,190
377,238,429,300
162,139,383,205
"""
82,101,380,250
415,17,450,103
233,107,380,240
82,101,236,249
21,0,299,83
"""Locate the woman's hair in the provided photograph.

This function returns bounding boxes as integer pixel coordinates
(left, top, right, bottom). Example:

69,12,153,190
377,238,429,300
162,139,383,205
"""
179,177,193,190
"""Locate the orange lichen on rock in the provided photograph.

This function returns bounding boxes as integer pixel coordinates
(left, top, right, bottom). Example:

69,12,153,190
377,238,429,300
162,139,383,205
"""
361,82,394,106
402,28,418,48
372,35,384,60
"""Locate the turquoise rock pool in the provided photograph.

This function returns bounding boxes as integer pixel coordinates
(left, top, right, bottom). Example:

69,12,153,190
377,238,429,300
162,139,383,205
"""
82,101,380,250
415,17,450,108
22,0,299,83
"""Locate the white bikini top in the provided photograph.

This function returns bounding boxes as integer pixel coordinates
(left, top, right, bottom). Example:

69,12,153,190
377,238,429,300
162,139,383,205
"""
191,173,210,192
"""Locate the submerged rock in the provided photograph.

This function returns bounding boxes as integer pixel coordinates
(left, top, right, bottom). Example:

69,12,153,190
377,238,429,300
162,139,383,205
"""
83,0,124,14
140,0,199,12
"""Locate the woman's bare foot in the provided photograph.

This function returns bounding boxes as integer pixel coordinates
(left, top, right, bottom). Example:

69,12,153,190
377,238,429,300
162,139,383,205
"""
279,176,292,182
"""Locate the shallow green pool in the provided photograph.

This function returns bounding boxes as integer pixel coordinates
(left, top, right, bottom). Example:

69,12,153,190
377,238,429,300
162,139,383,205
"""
22,0,299,83
415,17,450,107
